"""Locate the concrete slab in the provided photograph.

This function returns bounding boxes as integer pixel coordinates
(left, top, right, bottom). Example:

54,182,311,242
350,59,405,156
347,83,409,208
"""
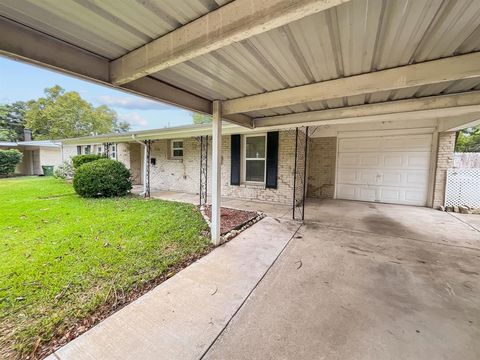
205,217,480,360
136,189,292,219
304,199,480,249
51,217,301,360
450,212,480,232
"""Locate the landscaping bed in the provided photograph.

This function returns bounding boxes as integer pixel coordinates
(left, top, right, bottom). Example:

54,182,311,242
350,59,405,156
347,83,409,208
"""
0,177,211,359
202,205,262,237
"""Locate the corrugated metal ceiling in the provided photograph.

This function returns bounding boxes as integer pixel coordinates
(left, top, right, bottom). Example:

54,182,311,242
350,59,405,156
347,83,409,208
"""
1,0,479,118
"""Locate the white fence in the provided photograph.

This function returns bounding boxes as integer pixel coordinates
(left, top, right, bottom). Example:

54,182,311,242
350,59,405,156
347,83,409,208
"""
454,153,480,169
444,168,480,208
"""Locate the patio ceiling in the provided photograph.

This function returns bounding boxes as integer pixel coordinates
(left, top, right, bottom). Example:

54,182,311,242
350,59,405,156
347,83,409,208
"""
1,0,480,128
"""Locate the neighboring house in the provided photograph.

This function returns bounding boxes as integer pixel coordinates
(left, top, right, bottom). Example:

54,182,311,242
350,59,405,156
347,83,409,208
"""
62,115,470,210
0,140,62,175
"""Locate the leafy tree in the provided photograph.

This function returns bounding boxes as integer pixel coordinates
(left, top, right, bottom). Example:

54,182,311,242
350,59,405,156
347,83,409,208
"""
0,101,28,141
192,113,212,124
25,86,130,139
455,126,480,152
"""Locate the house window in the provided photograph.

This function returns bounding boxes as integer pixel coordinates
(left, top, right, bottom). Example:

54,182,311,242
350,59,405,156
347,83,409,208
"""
171,140,183,158
97,146,102,154
76,146,82,155
244,135,266,183
85,145,91,154
110,145,116,159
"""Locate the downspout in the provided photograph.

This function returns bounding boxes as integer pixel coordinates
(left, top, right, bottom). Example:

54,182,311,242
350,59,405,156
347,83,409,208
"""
132,135,150,198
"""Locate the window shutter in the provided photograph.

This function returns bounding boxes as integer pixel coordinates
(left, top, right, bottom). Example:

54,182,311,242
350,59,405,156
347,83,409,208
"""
231,134,241,185
266,131,279,189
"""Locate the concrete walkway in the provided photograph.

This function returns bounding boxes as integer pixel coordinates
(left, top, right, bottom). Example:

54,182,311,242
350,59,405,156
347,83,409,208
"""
47,216,300,360
132,188,292,219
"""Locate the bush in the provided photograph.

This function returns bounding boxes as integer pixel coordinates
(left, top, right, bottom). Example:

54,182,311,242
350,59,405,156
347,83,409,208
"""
72,154,105,169
54,161,75,179
73,159,132,198
0,149,23,175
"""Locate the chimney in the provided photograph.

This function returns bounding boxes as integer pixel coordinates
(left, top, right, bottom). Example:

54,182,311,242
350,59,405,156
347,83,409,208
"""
23,129,32,142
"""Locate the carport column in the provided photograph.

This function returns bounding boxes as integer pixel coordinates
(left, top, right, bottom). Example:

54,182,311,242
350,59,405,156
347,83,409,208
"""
143,140,151,198
211,100,222,245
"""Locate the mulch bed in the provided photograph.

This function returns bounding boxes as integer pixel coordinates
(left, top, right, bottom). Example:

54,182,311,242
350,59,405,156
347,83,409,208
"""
202,206,260,235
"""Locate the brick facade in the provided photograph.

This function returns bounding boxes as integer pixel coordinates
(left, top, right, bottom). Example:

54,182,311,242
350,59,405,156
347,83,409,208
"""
307,137,336,199
433,132,456,209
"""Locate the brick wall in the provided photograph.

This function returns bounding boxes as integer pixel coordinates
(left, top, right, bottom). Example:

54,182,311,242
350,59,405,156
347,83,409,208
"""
433,132,456,208
221,131,296,204
307,137,336,199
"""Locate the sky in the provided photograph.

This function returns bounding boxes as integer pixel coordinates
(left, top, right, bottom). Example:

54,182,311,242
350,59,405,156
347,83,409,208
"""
0,56,195,131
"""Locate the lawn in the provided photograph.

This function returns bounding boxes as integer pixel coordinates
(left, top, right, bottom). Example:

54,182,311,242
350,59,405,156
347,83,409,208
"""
0,177,210,359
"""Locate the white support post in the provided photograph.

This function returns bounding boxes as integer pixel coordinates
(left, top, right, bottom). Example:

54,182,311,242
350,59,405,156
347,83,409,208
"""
143,140,150,198
211,101,222,245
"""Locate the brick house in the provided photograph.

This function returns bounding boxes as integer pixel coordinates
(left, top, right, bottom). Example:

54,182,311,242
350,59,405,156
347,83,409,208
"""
62,115,464,210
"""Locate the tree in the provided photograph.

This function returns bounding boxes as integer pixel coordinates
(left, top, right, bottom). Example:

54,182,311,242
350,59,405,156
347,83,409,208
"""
192,113,212,124
0,101,28,141
25,86,130,139
456,126,480,152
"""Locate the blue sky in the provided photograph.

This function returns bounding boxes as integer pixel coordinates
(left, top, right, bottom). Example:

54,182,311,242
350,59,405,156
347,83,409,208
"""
0,56,194,130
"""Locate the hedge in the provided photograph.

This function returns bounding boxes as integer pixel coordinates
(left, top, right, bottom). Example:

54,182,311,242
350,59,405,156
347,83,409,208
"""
72,154,105,169
73,158,132,198
0,149,23,175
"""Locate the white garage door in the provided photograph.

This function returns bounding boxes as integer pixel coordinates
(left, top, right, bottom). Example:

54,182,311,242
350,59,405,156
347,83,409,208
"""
336,134,432,206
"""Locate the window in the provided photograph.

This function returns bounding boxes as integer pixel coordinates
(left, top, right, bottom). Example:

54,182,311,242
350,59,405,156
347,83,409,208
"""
97,146,102,154
76,146,82,155
110,145,116,159
84,145,91,154
171,140,183,158
244,135,266,183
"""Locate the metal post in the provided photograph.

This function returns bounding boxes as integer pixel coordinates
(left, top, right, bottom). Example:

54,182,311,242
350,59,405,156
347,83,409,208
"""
211,101,222,245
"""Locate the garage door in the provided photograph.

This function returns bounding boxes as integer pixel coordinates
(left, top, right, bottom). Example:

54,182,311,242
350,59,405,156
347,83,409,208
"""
336,134,432,206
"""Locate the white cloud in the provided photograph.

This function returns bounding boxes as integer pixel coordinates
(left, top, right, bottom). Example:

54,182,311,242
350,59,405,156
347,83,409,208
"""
119,112,149,129
98,95,169,110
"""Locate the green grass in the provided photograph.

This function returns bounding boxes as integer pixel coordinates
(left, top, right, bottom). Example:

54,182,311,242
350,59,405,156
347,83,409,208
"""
0,177,210,358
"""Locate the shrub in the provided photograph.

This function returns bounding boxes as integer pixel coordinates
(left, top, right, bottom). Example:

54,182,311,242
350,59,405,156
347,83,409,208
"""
72,154,105,169
54,161,75,179
0,149,23,175
73,159,132,198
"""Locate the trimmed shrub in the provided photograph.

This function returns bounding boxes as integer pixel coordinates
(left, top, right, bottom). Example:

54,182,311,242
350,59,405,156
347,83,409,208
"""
0,149,23,175
72,154,105,169
54,161,75,179
73,159,132,198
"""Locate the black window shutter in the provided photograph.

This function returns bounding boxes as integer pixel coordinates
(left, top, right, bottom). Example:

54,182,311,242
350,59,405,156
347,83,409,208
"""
266,131,279,189
230,134,241,185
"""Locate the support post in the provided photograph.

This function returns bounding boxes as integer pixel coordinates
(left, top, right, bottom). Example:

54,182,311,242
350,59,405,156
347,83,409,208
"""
143,140,151,198
211,101,222,245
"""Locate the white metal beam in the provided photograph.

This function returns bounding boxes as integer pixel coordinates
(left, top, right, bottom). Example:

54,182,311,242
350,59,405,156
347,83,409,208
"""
110,0,350,85
253,91,480,128
224,53,480,115
438,114,480,132
211,101,222,246
0,17,252,128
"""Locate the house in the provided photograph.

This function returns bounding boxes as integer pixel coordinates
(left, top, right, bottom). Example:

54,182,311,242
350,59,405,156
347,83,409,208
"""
3,0,480,245
62,114,474,212
0,138,62,175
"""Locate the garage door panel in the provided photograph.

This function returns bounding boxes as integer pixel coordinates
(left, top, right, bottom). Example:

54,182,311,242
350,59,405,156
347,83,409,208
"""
336,134,432,206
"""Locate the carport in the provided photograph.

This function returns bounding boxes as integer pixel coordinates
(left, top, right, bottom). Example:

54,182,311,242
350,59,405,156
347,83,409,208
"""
2,0,480,245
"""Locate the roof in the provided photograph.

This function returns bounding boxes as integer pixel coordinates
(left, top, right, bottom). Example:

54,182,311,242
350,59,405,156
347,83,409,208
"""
61,123,250,145
0,140,61,148
2,0,478,121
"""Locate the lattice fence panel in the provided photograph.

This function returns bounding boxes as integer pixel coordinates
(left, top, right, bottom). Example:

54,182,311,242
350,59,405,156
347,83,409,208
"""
444,168,480,208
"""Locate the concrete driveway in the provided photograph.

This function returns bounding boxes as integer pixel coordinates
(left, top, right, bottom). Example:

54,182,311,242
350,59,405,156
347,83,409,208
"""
204,200,480,360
